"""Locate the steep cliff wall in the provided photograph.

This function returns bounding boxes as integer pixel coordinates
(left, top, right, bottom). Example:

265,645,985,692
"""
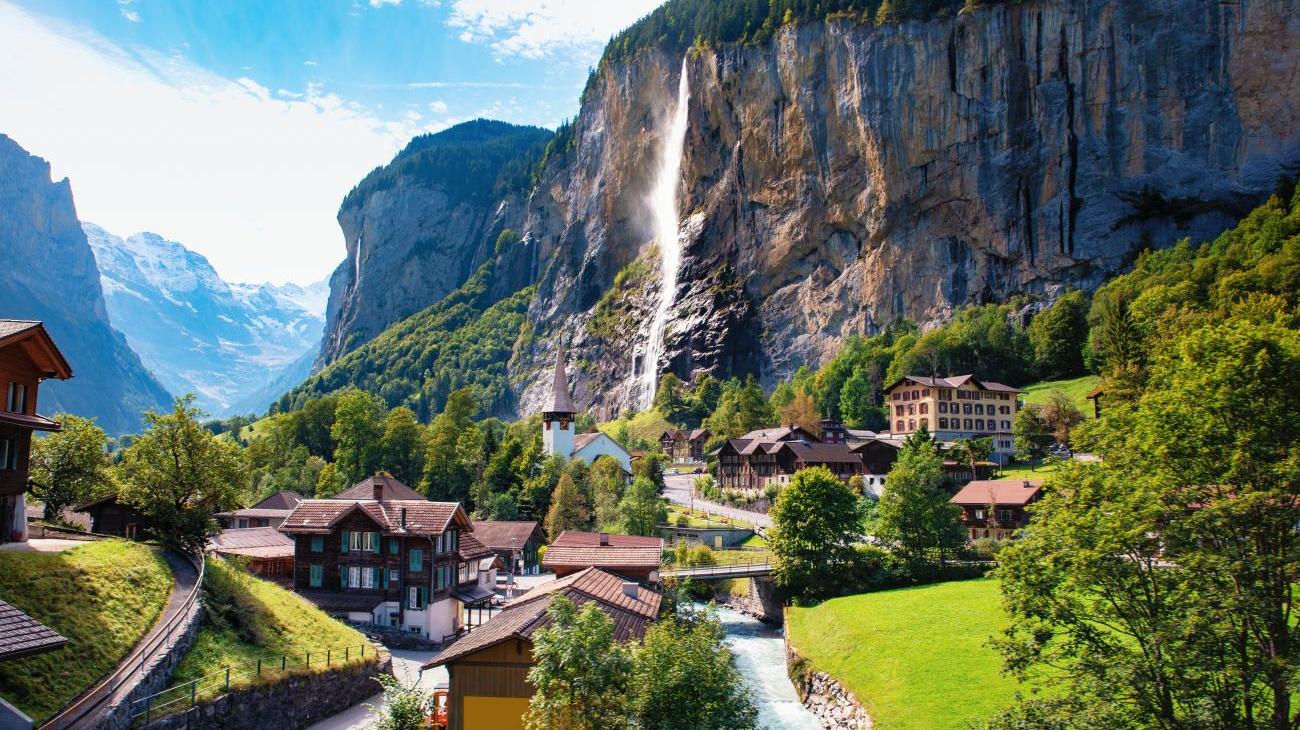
511,0,1300,415
0,135,172,433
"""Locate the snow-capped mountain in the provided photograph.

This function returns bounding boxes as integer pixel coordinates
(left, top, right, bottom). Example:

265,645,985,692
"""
85,222,327,416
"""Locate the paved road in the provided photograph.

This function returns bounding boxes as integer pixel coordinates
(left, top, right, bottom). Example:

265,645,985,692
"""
663,473,772,529
307,649,444,730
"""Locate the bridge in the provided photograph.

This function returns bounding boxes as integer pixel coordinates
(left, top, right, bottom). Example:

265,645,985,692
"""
659,561,773,581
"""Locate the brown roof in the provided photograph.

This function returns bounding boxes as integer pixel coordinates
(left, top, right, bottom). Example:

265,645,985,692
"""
572,432,602,451
542,545,663,570
687,428,709,440
250,490,305,510
279,498,466,536
550,531,663,548
210,527,295,559
949,480,1045,507
333,475,426,501
737,425,819,443
294,590,385,614
471,520,542,550
887,374,1023,394
0,599,67,661
0,410,62,432
457,531,496,561
544,345,576,414
0,320,72,380
216,508,294,520
425,568,660,668
776,441,863,464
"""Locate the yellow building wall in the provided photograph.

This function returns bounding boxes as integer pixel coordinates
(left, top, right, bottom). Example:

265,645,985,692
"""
463,696,529,730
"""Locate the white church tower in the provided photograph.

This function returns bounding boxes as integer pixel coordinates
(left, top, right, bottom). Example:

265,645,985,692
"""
541,345,576,458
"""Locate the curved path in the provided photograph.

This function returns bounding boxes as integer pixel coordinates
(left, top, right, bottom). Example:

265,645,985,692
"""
663,474,772,529
44,548,201,730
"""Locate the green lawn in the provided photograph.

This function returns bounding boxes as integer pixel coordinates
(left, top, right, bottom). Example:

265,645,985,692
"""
664,505,752,530
167,558,369,705
787,579,1034,730
0,540,173,721
1020,374,1100,417
994,461,1059,480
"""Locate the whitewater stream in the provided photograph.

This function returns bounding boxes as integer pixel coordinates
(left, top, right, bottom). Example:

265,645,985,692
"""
709,604,824,730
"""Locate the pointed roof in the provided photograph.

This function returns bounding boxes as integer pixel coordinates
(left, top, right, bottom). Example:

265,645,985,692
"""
0,320,72,380
544,344,576,414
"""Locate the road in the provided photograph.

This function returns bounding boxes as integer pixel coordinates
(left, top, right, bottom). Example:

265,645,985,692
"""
662,473,772,529
306,648,444,730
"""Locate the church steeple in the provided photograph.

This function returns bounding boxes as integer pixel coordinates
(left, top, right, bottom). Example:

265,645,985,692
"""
542,344,575,458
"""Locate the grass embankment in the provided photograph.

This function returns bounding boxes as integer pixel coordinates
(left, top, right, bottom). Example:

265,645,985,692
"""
787,579,1034,730
168,558,369,704
0,540,173,721
1021,374,1100,416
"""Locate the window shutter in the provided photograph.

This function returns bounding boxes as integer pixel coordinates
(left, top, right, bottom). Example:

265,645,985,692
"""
340,530,350,553
339,565,348,588
371,532,380,552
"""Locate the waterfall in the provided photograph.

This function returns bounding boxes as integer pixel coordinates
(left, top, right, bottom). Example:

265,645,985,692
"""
638,57,691,411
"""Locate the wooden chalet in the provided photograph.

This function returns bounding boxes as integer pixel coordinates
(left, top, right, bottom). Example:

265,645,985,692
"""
714,425,863,494
278,475,497,641
216,489,304,529
658,428,710,462
72,493,155,540
423,567,661,730
0,321,72,544
949,480,1045,540
540,531,663,581
210,527,296,582
471,520,544,576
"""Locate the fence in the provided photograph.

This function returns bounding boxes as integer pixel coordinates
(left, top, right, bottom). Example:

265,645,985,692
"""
127,643,375,726
41,551,205,730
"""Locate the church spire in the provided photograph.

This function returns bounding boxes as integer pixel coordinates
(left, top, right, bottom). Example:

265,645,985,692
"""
544,343,576,415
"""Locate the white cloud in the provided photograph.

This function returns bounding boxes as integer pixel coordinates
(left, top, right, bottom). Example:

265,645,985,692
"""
368,0,402,7
428,100,449,114
0,2,423,284
446,0,660,62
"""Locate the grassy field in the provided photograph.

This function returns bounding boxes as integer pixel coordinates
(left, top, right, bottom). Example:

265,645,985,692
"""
1021,374,1100,416
168,558,368,704
787,579,1034,730
0,540,173,721
994,461,1059,480
664,505,752,530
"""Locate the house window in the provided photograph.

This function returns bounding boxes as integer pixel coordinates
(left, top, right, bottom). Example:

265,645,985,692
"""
974,404,983,415
907,404,915,416
919,403,928,414
408,586,427,610
0,439,14,470
360,566,375,589
237,518,248,529
895,405,904,417
409,548,423,572
964,419,973,430
390,538,399,555
908,419,915,430
349,566,361,589
458,562,469,584
975,509,985,519
390,568,401,585
309,564,322,588
310,536,324,553
963,403,972,414
6,383,26,413
976,419,984,430
895,420,904,431
350,531,377,552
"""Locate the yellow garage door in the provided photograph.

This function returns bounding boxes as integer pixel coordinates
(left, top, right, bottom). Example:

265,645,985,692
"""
463,696,528,730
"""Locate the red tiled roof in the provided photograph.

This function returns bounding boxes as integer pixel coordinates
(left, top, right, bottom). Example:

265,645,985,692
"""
471,520,541,551
542,545,663,570
333,475,427,501
887,374,1023,394
0,599,67,660
425,568,660,668
949,480,1045,507
550,531,663,548
216,508,294,520
210,527,295,559
279,498,465,536
457,531,495,561
250,490,305,511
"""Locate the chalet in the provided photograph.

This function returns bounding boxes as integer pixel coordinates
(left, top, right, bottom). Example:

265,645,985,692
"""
851,438,901,498
277,475,496,641
0,598,69,729
714,425,863,494
541,531,663,582
471,520,544,576
0,321,72,544
209,527,295,582
883,375,1022,464
540,347,632,473
72,493,155,540
423,567,661,730
658,428,710,462
216,489,303,529
949,479,1045,540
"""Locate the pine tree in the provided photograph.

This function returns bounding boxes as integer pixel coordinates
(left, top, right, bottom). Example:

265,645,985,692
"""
544,473,589,540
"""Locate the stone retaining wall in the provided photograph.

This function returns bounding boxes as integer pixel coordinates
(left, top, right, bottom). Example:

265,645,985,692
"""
785,619,872,730
137,649,392,730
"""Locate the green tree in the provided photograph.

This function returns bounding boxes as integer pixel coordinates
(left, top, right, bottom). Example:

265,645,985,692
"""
629,609,757,729
1029,290,1089,379
422,388,476,501
652,372,691,425
633,452,665,493
769,466,862,600
703,376,775,442
1038,390,1085,449
368,675,430,730
996,317,1300,729
778,389,820,435
951,436,992,477
618,476,665,537
1011,405,1054,464
839,371,873,428
590,456,626,528
875,0,903,25
29,414,113,520
118,396,247,552
874,428,963,567
379,407,425,486
544,473,589,541
330,389,386,485
525,596,631,730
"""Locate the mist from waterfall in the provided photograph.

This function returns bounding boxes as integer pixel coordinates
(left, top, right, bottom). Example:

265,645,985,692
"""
637,57,690,411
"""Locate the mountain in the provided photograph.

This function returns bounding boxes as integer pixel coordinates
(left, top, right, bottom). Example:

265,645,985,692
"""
310,0,1300,420
0,134,172,434
86,223,327,416
316,119,552,367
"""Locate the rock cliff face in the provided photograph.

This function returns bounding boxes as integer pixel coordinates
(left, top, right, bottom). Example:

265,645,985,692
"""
510,0,1300,415
321,0,1300,419
0,135,172,433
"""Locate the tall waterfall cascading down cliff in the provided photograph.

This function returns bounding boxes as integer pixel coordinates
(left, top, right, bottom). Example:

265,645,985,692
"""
637,57,691,410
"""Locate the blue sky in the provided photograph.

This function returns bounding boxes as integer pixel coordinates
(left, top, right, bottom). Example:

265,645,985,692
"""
0,0,659,283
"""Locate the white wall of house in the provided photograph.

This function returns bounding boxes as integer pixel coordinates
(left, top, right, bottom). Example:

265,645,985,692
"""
573,433,631,472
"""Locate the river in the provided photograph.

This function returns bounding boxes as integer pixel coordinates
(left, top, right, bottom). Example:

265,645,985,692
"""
710,604,824,730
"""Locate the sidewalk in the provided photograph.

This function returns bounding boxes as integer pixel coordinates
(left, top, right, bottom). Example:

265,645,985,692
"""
306,649,444,730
